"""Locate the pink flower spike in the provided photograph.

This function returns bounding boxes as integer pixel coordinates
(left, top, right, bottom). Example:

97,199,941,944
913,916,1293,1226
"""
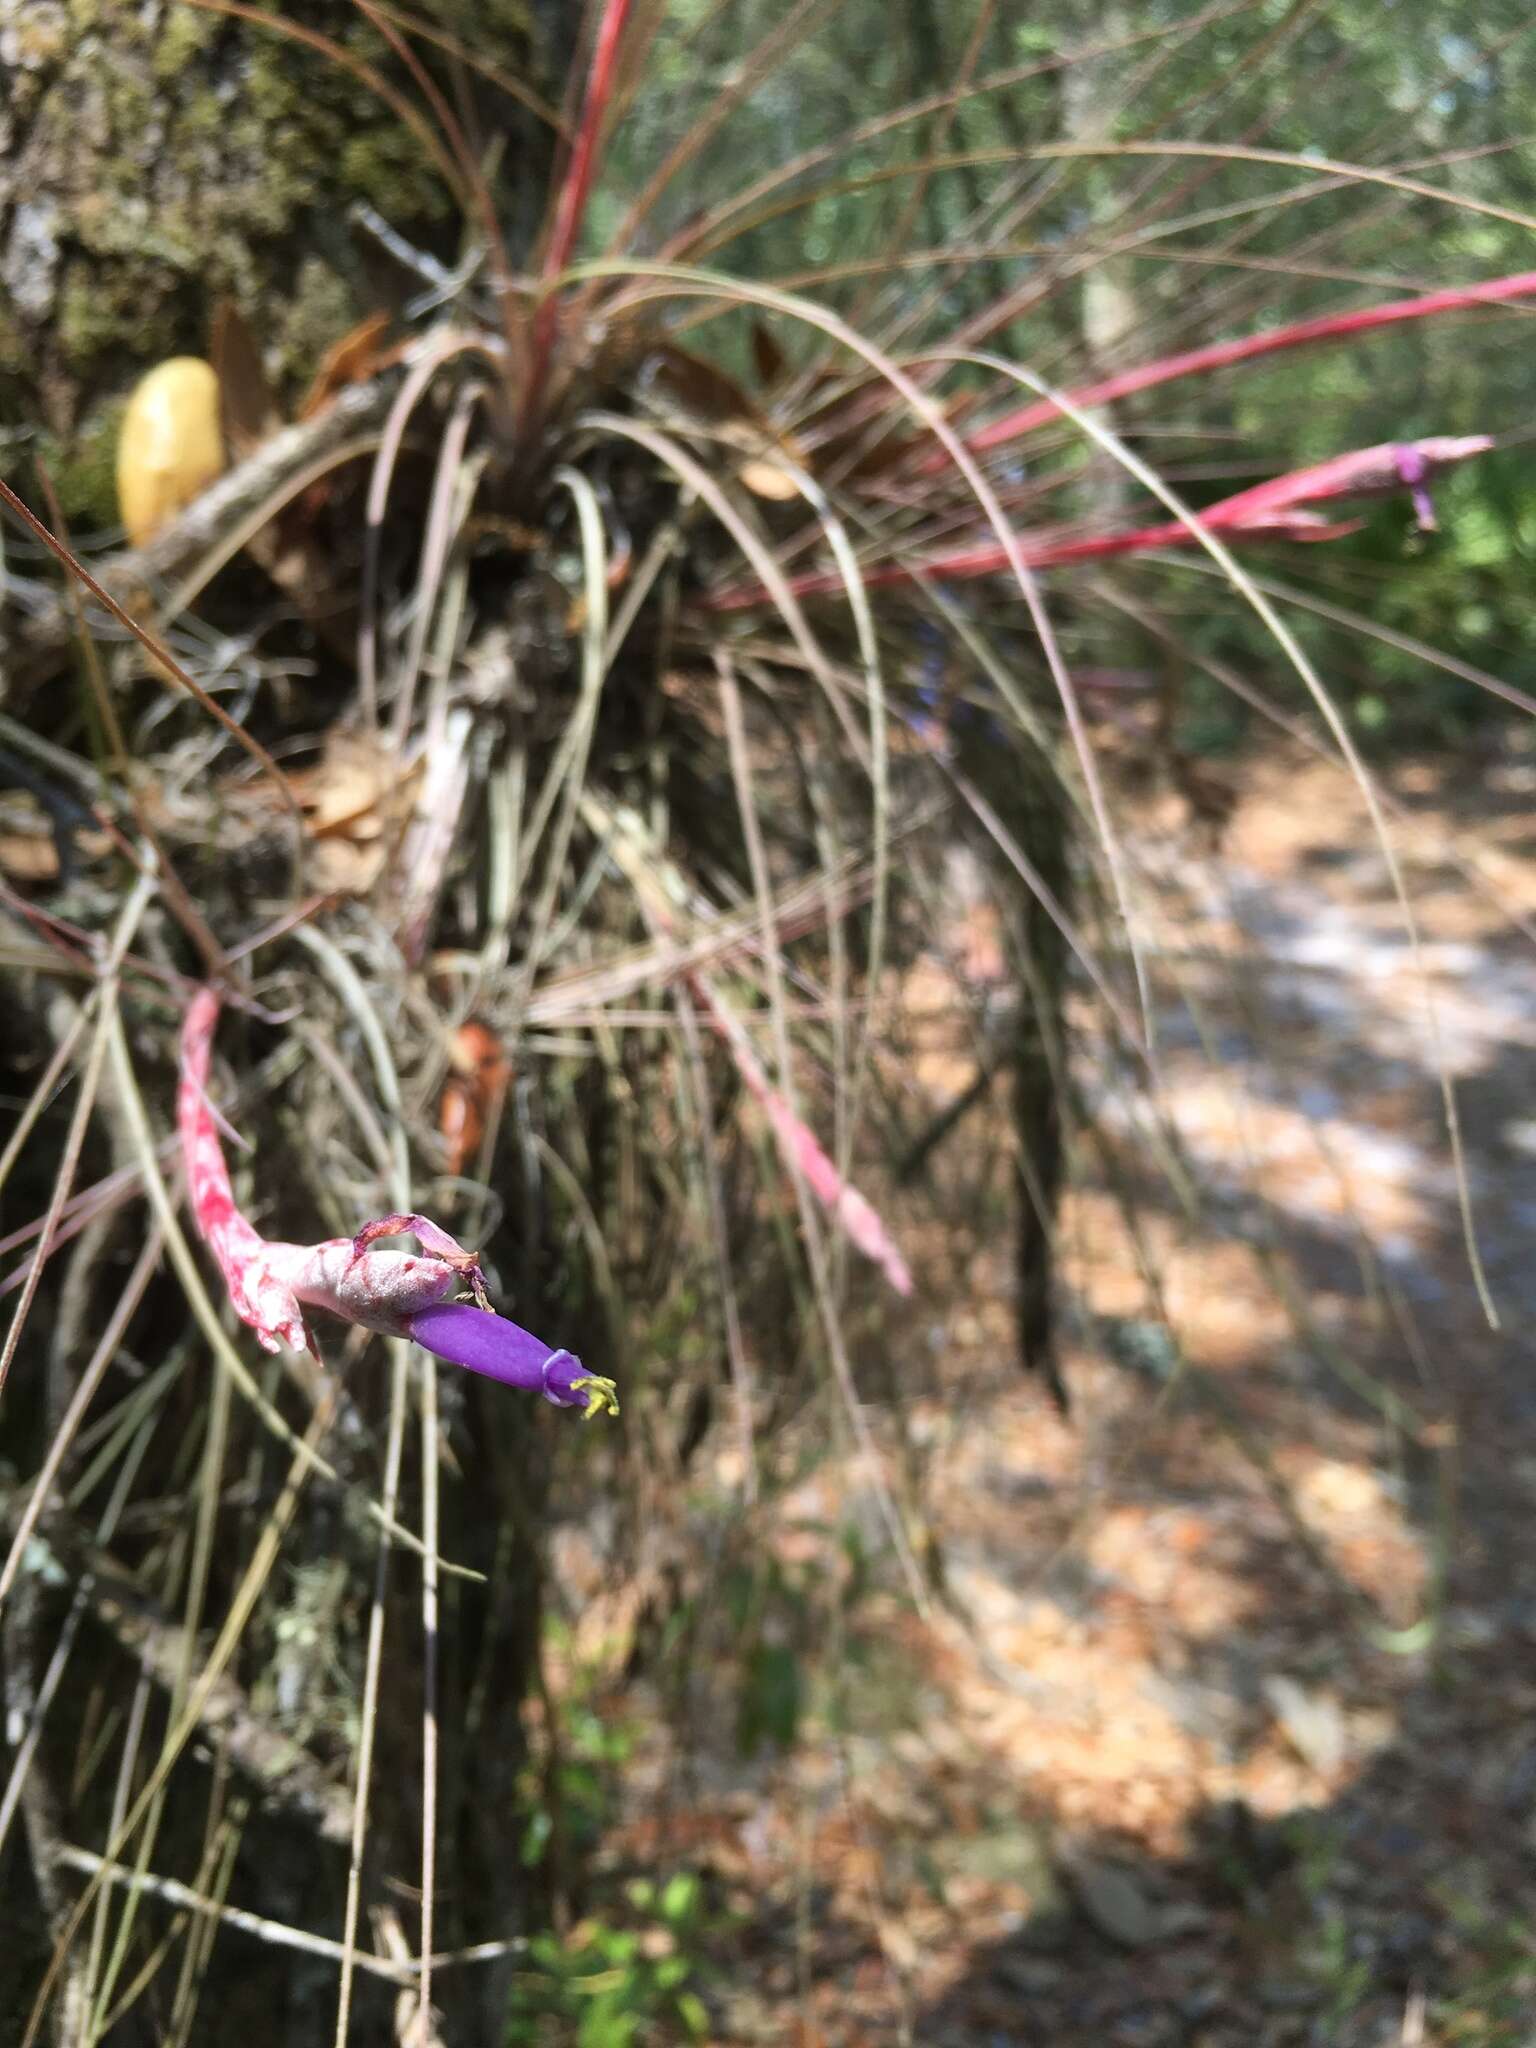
177,989,616,1414
179,986,311,1355
692,975,913,1297
708,434,1493,607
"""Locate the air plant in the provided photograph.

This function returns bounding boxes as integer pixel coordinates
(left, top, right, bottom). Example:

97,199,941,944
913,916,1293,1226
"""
4,2,1535,2040
179,986,617,1414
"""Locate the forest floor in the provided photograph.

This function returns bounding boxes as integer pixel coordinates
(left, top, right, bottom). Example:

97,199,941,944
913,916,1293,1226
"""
563,730,1536,2048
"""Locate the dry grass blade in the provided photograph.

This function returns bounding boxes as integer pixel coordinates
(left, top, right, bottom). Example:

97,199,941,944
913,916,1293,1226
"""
289,922,437,2036
672,995,758,1502
332,1333,410,2048
716,659,929,1615
505,465,612,1011
22,1392,338,2047
0,1229,163,1613
0,870,154,1406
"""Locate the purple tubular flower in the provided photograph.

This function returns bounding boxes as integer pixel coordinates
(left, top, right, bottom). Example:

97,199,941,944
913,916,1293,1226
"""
1394,444,1438,532
406,1302,619,1417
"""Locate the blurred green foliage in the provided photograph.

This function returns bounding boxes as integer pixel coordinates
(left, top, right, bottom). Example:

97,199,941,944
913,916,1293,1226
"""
599,0,1536,750
506,1873,717,2047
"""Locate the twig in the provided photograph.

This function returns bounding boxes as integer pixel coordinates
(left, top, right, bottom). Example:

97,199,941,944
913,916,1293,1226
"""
55,1846,528,1988
55,1849,504,1986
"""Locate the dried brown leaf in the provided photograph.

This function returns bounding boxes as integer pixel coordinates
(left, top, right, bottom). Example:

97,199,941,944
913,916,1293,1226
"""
211,298,282,456
297,311,395,422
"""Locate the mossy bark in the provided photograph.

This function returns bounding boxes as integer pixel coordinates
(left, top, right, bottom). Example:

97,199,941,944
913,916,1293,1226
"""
0,9,577,2037
0,0,570,525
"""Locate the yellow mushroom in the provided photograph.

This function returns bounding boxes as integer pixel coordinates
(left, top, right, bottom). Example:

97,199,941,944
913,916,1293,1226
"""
116,357,225,547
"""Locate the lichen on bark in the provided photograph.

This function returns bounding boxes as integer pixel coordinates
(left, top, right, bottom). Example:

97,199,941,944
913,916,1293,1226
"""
0,0,560,525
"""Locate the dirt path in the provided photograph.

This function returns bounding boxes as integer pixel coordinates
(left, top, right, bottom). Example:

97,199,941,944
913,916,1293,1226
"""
578,738,1536,2047
895,744,1536,2044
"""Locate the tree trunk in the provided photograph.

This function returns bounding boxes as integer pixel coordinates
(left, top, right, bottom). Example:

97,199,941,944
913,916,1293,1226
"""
0,0,572,524
0,9,578,2036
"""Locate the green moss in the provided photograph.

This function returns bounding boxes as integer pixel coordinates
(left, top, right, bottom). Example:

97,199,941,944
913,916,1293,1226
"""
0,309,26,378
56,265,168,365
11,0,556,449
38,403,127,533
152,7,216,80
273,261,357,391
339,129,451,228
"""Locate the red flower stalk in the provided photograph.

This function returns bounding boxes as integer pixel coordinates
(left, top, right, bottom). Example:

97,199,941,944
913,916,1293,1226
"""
710,434,1491,606
178,989,617,1415
689,974,913,1298
518,0,634,441
1170,433,1490,531
936,270,1536,468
